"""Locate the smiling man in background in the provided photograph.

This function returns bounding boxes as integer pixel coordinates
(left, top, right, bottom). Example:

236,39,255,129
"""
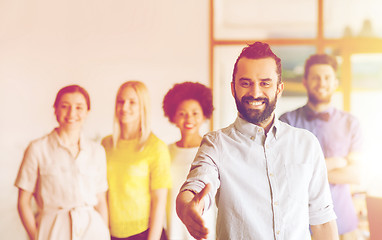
280,54,363,240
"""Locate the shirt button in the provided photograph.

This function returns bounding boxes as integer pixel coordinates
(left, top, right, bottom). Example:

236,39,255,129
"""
269,173,273,177
276,230,280,235
257,129,261,133
250,136,255,140
274,201,279,206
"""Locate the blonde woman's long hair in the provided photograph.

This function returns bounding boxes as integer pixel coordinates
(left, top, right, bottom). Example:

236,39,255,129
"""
112,81,151,151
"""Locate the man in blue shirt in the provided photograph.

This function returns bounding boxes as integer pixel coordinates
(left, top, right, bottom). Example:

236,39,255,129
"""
280,54,362,240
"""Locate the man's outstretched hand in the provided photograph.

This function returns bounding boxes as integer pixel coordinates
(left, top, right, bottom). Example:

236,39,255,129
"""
176,183,212,240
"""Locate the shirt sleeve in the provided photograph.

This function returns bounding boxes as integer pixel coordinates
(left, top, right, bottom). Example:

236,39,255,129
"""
308,136,337,225
150,139,172,190
279,112,290,124
14,142,39,193
180,133,220,211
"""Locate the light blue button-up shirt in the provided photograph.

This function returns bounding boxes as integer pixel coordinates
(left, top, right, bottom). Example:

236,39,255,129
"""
181,116,336,240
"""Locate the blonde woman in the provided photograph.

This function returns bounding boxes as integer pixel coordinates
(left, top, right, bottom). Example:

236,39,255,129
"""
162,82,216,240
102,81,171,240
15,85,110,240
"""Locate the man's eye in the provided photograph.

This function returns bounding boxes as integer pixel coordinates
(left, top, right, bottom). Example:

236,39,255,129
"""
240,81,251,88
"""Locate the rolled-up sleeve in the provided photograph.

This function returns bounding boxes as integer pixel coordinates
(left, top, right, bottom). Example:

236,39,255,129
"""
308,137,337,225
180,133,220,211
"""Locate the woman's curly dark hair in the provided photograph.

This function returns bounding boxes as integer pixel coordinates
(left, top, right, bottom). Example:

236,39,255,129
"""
163,82,213,123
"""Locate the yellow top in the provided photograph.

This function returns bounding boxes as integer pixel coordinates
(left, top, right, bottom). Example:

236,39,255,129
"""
102,133,172,238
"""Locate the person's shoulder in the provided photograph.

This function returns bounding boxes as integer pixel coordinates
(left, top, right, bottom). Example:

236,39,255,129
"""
22,131,56,160
147,133,168,149
147,132,161,143
101,135,113,149
84,137,105,150
27,131,54,149
332,108,359,122
167,142,177,154
279,106,305,123
204,126,228,139
279,120,318,141
331,108,362,132
199,123,237,145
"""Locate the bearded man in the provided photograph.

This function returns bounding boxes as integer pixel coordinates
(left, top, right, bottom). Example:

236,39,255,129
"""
176,42,339,240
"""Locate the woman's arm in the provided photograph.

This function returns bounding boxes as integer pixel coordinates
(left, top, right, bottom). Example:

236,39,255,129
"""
95,191,109,226
148,188,167,240
17,189,37,240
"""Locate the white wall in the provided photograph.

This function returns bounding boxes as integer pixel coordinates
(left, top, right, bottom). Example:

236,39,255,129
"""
0,1,209,238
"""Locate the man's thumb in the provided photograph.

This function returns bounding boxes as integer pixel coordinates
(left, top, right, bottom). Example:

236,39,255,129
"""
195,183,211,202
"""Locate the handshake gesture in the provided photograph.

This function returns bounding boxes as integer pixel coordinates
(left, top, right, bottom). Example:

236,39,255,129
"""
176,183,212,240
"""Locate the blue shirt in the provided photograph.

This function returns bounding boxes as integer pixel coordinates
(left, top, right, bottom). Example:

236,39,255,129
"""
280,105,362,234
181,116,336,240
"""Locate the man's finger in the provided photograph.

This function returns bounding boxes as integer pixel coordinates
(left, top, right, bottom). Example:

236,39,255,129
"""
187,220,209,240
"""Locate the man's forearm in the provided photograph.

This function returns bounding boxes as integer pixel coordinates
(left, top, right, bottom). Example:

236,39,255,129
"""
328,164,361,184
311,220,339,240
326,157,347,171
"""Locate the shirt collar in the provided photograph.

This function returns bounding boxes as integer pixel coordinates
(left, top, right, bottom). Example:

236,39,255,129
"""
233,114,280,140
50,128,88,151
303,104,334,119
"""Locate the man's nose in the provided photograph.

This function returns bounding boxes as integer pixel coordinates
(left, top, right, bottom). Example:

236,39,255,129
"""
318,77,327,87
249,84,262,98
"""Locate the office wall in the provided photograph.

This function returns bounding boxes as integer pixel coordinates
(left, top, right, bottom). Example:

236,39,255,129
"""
0,1,209,238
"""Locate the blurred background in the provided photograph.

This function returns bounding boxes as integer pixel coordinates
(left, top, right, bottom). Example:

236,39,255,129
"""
1,0,381,239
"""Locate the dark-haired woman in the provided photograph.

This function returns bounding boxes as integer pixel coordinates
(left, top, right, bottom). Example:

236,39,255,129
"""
163,82,216,240
15,85,110,240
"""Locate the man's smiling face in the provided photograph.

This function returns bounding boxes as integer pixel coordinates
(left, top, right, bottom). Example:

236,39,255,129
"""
232,57,283,126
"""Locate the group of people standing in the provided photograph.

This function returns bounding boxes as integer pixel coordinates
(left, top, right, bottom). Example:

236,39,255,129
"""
15,41,361,240
15,81,215,240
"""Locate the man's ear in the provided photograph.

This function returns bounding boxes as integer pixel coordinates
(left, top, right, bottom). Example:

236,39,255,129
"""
277,82,284,98
231,81,235,98
302,77,308,89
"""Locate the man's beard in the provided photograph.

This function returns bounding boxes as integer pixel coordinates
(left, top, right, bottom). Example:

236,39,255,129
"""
307,91,331,105
234,91,277,125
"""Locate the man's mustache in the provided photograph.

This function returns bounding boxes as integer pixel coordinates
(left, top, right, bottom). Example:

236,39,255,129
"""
241,96,269,104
